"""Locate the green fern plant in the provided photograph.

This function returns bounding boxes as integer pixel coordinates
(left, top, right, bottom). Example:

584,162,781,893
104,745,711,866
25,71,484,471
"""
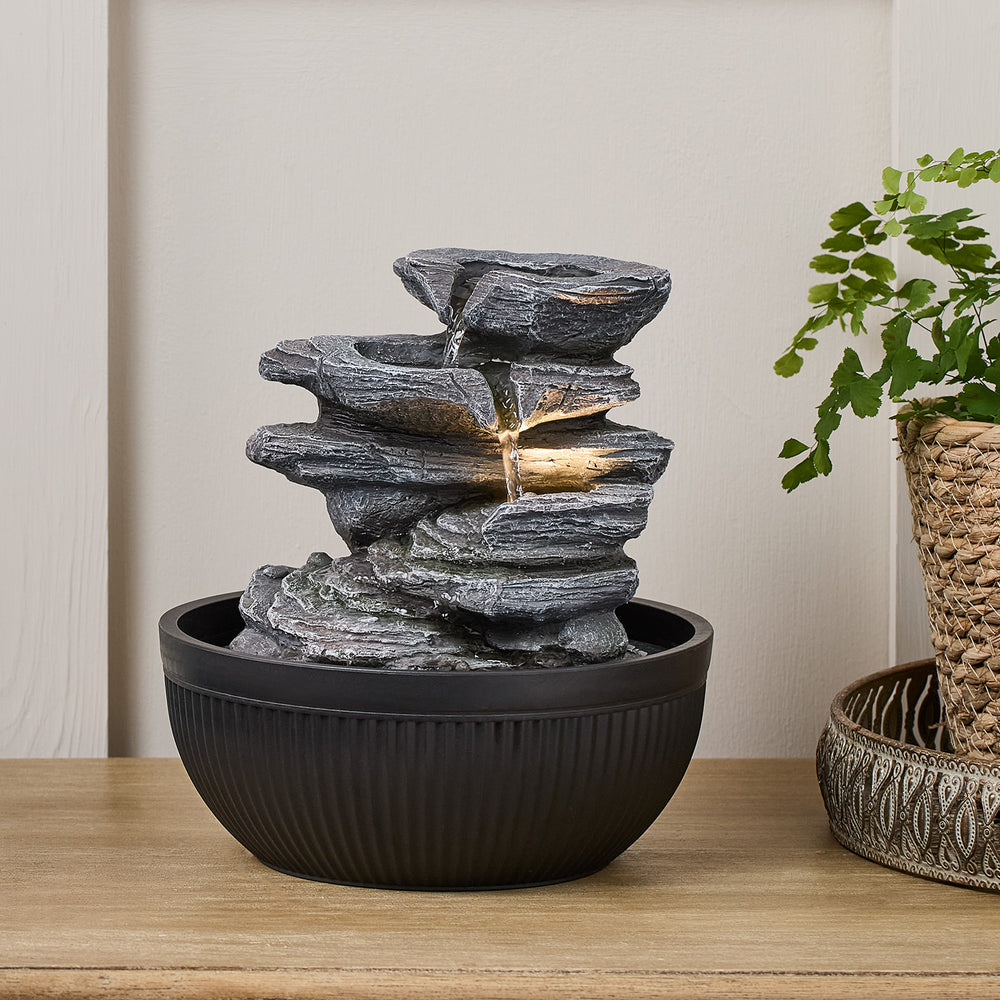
776,148,1000,491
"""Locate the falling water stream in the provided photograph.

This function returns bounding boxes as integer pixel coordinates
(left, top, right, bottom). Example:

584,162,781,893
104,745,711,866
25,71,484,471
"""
442,310,467,368
492,381,524,504
442,305,523,503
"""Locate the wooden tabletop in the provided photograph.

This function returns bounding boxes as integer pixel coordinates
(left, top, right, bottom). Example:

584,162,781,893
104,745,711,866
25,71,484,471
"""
2,757,998,999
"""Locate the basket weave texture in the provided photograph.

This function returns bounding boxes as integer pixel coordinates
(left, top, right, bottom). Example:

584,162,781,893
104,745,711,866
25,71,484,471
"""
899,416,1000,759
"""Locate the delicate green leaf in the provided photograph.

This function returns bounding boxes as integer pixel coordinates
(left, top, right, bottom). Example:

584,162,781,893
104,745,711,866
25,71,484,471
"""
810,254,849,274
949,147,965,165
808,282,839,304
820,385,849,412
883,219,903,237
990,159,1000,182
811,309,840,332
908,193,927,213
852,252,896,282
943,207,979,224
913,302,945,322
930,317,945,350
881,313,912,350
781,453,819,492
887,345,926,398
962,353,986,382
830,347,864,387
955,336,979,378
841,274,892,303
916,154,934,167
904,213,973,239
898,278,935,311
919,165,943,182
874,198,895,214
945,314,975,343
814,410,841,441
944,242,994,272
849,301,866,334
779,438,809,459
952,279,994,314
828,351,887,416
871,356,891,387
957,383,1000,422
813,440,832,476
959,166,977,188
904,222,943,243
906,236,954,266
830,202,871,231
882,166,902,194
821,232,865,253
956,227,989,241
797,337,818,350
848,376,883,417
858,218,881,239
774,351,803,377
840,273,870,293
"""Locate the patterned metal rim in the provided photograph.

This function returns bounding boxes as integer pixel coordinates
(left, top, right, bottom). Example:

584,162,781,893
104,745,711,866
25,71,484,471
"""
817,658,1000,891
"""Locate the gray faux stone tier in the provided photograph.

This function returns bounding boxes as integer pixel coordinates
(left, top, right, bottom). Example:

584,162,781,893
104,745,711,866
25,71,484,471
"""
232,248,674,669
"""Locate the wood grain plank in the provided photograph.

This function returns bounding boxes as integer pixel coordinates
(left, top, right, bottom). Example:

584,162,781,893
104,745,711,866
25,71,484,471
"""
0,1,108,756
3,759,998,999
4,969,1000,1000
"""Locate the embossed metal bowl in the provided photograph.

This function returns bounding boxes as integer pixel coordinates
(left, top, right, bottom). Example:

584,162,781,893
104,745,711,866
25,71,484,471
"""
817,659,1000,891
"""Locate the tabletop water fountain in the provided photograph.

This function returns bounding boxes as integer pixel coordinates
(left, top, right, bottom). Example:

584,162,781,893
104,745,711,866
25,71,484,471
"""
159,248,713,890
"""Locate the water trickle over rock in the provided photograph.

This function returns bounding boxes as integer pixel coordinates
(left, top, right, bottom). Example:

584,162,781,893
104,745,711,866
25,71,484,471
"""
233,248,674,669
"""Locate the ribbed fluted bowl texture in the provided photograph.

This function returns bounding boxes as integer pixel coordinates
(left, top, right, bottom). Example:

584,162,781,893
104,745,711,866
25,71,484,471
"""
160,595,712,890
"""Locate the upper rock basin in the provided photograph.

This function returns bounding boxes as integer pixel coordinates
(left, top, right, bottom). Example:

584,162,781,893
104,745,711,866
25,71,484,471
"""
394,248,672,361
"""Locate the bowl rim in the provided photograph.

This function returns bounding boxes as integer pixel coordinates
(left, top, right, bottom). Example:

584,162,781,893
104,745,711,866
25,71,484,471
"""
160,594,712,718
827,658,944,757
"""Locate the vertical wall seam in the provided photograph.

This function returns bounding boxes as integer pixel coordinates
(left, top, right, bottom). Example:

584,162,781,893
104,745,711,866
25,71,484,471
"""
887,0,903,669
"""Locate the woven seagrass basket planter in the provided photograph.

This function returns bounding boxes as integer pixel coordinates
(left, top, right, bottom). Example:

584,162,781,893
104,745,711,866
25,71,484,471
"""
899,415,1000,759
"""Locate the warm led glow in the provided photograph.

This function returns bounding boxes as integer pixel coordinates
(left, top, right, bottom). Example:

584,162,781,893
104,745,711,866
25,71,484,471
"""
498,427,523,503
519,398,626,433
517,445,619,493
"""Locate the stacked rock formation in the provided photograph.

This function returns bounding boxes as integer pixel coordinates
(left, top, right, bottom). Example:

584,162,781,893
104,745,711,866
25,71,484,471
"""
232,248,674,669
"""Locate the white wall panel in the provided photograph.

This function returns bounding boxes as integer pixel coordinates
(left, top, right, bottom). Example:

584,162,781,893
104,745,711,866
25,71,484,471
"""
1,1,108,756
109,0,893,756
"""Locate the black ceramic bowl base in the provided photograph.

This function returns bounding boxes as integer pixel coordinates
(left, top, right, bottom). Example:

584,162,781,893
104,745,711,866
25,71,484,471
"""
256,859,610,892
161,595,711,891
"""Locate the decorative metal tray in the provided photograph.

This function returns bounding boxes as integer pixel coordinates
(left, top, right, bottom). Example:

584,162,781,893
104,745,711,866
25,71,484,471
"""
817,658,1000,891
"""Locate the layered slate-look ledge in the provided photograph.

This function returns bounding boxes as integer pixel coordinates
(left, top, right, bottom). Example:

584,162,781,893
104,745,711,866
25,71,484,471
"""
233,248,674,669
